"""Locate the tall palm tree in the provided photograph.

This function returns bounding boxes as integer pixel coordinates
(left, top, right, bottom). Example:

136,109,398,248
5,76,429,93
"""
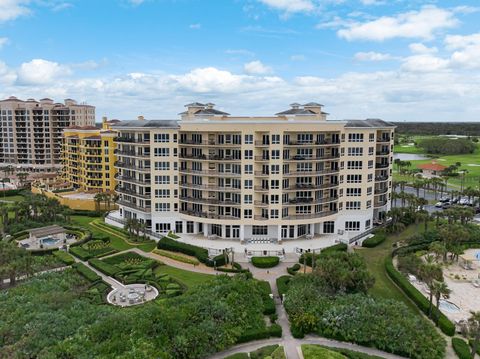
432,280,451,325
468,311,480,358
421,262,442,318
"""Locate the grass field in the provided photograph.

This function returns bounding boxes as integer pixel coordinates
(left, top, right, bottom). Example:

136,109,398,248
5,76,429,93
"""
153,265,213,289
355,225,419,314
0,195,27,203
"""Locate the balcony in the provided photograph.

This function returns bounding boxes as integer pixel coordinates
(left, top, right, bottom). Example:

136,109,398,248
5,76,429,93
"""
376,150,390,156
179,154,241,161
284,154,340,162
374,187,389,195
375,163,389,169
114,137,149,144
114,161,151,172
377,137,391,143
254,210,337,221
114,149,151,158
375,175,389,182
178,168,241,177
116,200,151,213
115,174,151,186
115,186,151,199
179,182,242,192
180,209,241,220
179,196,242,206
284,182,339,191
180,140,241,147
374,199,388,207
285,196,338,205
283,169,340,177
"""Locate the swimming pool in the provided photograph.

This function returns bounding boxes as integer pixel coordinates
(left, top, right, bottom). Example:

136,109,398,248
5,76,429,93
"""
41,237,59,246
439,300,460,313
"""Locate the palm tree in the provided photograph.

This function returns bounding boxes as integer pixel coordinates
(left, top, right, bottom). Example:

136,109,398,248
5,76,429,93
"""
17,172,29,189
468,311,480,359
421,262,442,318
429,242,447,263
94,193,103,212
432,280,451,325
412,180,423,197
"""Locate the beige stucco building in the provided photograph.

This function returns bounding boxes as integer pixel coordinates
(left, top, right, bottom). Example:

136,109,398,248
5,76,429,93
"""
108,102,394,244
0,97,95,172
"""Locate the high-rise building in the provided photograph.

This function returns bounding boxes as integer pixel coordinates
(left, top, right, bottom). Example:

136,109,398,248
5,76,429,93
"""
62,119,118,192
0,97,95,172
108,102,394,244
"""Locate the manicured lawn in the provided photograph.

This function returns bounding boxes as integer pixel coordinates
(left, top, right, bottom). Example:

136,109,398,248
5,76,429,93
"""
355,225,420,313
153,265,214,289
0,195,26,202
394,144,425,154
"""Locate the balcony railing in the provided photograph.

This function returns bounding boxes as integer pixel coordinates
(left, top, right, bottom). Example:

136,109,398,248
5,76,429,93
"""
114,161,151,172
254,210,337,221
180,210,241,220
375,163,390,169
115,186,151,199
374,187,389,195
115,174,151,186
374,200,388,207
179,196,242,206
179,154,241,161
179,182,242,192
116,200,151,212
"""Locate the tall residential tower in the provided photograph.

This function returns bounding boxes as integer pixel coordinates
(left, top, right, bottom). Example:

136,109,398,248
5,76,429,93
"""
109,102,394,244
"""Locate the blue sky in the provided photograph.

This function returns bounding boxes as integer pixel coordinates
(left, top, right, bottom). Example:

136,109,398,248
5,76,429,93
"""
0,0,479,121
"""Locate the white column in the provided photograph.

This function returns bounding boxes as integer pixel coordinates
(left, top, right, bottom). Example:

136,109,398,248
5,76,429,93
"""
277,225,282,244
310,223,315,235
240,225,245,242
191,221,197,234
203,223,209,237
294,225,298,239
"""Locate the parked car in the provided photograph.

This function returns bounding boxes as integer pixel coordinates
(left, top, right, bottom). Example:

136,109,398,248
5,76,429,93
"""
442,203,452,209
475,207,480,214
435,202,444,208
439,197,450,203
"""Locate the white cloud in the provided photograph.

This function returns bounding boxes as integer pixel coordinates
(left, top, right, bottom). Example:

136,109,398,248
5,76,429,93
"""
338,5,458,41
244,60,273,75
257,0,314,13
360,0,384,5
128,0,145,5
0,61,17,84
409,43,438,54
0,0,31,22
17,59,72,85
445,33,480,69
225,49,255,57
401,55,449,73
354,51,394,61
0,37,9,49
189,23,201,30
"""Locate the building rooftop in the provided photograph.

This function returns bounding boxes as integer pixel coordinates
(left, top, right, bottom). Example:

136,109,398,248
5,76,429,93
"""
27,225,65,238
345,119,396,128
418,162,447,171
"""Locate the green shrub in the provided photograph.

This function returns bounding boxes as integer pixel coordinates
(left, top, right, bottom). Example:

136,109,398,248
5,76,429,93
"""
224,354,249,359
88,258,121,276
302,345,347,359
236,325,281,344
157,236,209,263
73,263,100,282
69,246,92,261
298,252,321,267
276,276,291,297
250,345,279,359
452,338,472,359
53,250,75,265
321,242,348,254
287,263,301,275
207,253,229,267
362,231,387,248
385,255,455,336
103,252,147,266
251,256,279,268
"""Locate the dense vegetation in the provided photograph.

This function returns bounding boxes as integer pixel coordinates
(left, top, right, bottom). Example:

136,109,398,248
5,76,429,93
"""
393,122,480,136
0,270,275,358
301,345,385,359
283,252,445,359
418,137,476,155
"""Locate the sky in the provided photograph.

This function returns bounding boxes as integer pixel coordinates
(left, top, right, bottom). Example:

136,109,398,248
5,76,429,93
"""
0,0,479,122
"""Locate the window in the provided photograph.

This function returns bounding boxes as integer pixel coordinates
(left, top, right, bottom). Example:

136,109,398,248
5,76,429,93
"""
323,221,335,233
244,209,252,218
368,160,373,169
155,223,171,232
365,219,371,229
271,150,280,159
272,134,280,144
244,150,253,159
345,221,360,231
155,175,170,184
368,147,374,155
244,164,253,174
252,226,268,235
366,200,372,209
347,174,362,183
367,187,372,195
270,180,279,189
154,134,169,143
348,133,364,142
244,179,253,189
154,148,169,156
155,189,170,198
347,147,363,156
271,164,280,174
244,134,253,144
367,174,373,182
347,161,362,170
244,194,252,204
346,188,361,196
271,209,279,218
270,194,279,204
369,133,375,142
155,203,170,212
346,201,361,210
154,161,170,170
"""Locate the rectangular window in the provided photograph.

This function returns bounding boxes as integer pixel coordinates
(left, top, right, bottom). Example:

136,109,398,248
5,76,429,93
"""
346,201,361,210
244,179,253,189
244,209,252,218
347,147,363,156
155,189,170,198
346,188,361,196
154,161,170,170
347,161,362,170
244,134,253,144
154,148,169,156
272,134,280,144
345,221,360,231
347,174,362,183
155,203,170,212
154,134,169,143
244,194,252,204
348,133,364,142
252,225,268,235
155,175,170,184
244,164,253,174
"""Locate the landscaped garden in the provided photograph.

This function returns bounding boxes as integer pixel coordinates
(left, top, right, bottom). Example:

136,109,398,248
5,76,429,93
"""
301,345,385,359
0,269,280,358
225,344,286,359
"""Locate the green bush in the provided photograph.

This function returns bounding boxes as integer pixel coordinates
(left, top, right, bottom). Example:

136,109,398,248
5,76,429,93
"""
302,345,346,359
88,258,121,276
236,325,282,344
385,255,455,336
287,263,301,275
276,276,291,297
362,231,387,248
298,252,321,267
224,354,249,359
251,256,280,268
321,242,348,254
53,250,75,265
208,253,229,267
452,338,472,359
69,246,92,261
157,236,209,263
73,263,100,282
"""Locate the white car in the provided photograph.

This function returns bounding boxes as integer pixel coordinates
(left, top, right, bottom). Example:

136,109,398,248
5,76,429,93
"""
435,202,444,208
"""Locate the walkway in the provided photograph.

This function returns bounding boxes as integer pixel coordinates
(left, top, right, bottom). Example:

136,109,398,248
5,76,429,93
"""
71,256,125,290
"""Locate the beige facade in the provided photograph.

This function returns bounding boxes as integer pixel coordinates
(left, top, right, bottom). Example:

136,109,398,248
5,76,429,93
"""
111,103,394,243
0,97,95,172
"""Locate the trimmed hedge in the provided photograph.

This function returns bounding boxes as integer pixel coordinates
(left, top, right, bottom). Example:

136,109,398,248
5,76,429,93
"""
53,250,75,265
73,263,100,282
236,324,282,344
385,255,455,336
224,354,249,359
217,262,250,273
157,236,209,263
276,275,291,297
88,258,121,276
251,256,280,268
152,249,200,265
321,242,348,254
362,230,387,248
287,263,301,275
452,338,472,359
69,246,92,261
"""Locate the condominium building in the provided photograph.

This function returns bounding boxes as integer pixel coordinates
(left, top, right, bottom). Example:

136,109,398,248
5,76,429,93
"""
62,118,118,192
0,97,95,172
109,102,394,243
